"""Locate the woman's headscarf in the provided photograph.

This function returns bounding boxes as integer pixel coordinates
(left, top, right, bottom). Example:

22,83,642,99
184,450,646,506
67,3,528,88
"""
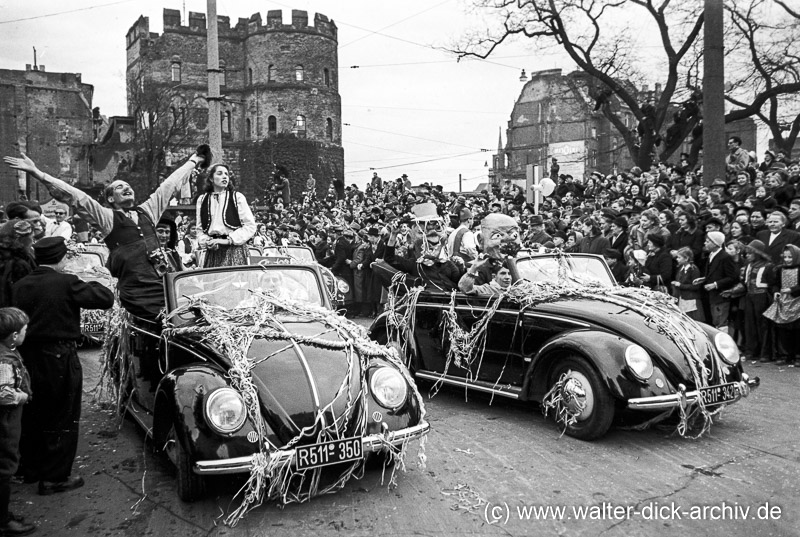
783,244,800,266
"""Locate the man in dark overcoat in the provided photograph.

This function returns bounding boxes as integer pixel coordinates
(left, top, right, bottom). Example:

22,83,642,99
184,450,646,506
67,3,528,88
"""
12,237,114,495
755,210,800,265
701,231,738,331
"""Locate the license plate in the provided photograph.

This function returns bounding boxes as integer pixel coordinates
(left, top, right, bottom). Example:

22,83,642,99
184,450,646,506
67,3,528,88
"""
295,437,363,470
698,383,739,405
83,323,105,333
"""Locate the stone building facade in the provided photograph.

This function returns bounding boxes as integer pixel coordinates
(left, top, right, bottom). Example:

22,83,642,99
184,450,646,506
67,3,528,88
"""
0,65,95,205
490,69,638,186
124,8,344,203
490,68,757,187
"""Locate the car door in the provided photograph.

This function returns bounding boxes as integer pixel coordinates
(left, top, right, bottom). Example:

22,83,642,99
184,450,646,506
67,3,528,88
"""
456,295,526,387
411,293,450,375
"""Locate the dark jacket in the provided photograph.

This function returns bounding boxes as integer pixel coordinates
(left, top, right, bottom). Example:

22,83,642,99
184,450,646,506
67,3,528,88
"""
755,228,800,265
609,231,628,254
384,244,461,292
704,249,739,305
578,234,611,255
643,249,673,290
12,266,114,343
673,263,703,300
669,226,705,261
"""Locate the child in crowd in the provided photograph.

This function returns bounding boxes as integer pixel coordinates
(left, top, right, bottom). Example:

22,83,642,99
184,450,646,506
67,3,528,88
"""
0,307,36,535
671,247,705,322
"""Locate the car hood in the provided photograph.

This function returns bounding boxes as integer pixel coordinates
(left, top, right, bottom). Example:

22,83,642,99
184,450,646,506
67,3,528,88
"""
182,317,364,444
533,292,715,385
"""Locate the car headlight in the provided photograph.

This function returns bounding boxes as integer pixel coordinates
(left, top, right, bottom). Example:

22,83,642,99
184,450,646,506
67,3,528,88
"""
625,344,654,380
369,367,408,410
205,388,247,435
714,332,740,365
337,279,350,294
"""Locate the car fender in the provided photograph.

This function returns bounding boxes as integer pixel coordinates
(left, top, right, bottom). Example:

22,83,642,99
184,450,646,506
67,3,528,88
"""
522,329,631,402
368,312,420,371
154,366,262,461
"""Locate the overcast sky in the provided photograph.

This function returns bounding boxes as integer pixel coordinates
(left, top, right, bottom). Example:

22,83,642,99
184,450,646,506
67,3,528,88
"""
2,0,581,191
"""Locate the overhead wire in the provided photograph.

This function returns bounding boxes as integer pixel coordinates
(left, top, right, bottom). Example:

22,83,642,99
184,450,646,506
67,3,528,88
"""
344,123,489,151
345,150,487,175
339,0,451,49
0,0,137,24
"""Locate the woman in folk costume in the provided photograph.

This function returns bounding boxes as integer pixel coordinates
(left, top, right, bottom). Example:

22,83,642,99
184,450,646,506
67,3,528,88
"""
196,163,256,267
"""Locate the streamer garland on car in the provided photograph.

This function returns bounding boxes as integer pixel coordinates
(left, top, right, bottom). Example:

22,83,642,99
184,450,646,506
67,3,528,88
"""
384,258,727,438
153,290,426,526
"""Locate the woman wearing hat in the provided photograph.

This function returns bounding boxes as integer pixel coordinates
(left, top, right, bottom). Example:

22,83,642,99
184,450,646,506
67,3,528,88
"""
196,163,256,267
640,233,673,291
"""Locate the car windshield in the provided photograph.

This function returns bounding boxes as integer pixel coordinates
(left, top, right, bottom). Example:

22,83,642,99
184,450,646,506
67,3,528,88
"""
63,253,104,273
261,247,315,263
172,267,324,311
515,255,614,287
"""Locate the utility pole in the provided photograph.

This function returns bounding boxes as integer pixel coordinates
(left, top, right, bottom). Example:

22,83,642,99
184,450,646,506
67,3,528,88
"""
459,173,462,193
703,0,725,187
207,0,222,160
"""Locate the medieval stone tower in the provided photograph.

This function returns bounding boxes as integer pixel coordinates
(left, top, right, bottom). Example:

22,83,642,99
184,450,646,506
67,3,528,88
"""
124,8,343,201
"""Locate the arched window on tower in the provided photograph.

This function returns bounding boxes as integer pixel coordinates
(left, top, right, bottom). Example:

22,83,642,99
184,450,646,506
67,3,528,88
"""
248,67,254,85
219,60,227,86
268,64,276,82
326,118,333,140
171,62,181,83
294,114,306,137
222,111,231,136
268,115,277,135
295,65,304,82
323,68,330,87
246,118,251,139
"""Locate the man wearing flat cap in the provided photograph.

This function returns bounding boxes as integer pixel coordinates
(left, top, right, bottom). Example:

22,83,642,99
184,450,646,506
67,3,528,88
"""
11,237,114,495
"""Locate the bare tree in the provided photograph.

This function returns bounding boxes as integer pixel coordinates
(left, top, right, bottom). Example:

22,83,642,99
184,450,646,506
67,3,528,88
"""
126,69,200,192
724,0,800,156
454,0,705,169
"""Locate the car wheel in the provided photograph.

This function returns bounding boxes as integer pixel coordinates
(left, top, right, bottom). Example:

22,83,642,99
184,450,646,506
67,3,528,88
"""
548,356,615,440
165,423,206,502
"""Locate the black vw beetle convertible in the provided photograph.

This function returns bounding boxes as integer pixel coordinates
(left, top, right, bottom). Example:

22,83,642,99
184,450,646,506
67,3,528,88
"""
368,252,759,440
105,263,428,517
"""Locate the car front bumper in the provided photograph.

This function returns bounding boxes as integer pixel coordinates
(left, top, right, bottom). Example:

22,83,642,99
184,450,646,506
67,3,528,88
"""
193,420,430,475
627,373,760,411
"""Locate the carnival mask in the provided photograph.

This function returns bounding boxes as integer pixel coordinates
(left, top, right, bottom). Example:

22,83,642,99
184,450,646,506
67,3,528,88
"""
479,213,522,259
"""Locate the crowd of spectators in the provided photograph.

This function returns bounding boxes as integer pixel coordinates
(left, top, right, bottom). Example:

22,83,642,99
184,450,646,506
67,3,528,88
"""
2,138,799,365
